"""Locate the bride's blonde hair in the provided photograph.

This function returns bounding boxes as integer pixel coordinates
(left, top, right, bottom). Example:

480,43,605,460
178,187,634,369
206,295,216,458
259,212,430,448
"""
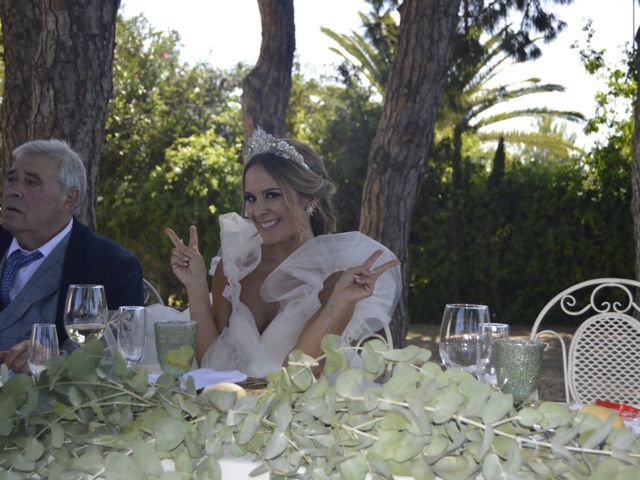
243,139,336,237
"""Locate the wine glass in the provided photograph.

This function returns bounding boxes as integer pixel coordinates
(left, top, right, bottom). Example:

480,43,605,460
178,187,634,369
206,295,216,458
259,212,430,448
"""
63,284,108,346
438,303,490,373
28,323,60,377
116,306,146,366
476,322,509,385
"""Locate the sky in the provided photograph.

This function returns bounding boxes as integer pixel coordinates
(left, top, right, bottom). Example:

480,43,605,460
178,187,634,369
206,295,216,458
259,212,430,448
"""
120,0,634,149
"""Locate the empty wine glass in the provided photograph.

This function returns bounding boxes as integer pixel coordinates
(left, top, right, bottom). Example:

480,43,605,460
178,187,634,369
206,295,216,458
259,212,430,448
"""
476,322,510,385
63,284,108,346
439,303,490,373
117,306,146,366
28,323,60,378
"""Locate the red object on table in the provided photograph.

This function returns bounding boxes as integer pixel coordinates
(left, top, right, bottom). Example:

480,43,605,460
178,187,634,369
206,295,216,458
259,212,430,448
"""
595,400,640,420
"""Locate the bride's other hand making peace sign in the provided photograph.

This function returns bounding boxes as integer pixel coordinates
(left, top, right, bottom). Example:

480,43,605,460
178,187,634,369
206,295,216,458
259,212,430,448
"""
165,225,207,288
331,249,400,305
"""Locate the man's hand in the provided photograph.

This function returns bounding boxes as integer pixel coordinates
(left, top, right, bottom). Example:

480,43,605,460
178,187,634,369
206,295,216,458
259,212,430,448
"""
1,340,30,374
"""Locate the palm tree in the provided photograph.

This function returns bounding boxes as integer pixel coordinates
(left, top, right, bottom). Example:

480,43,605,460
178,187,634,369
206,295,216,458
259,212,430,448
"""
322,15,585,168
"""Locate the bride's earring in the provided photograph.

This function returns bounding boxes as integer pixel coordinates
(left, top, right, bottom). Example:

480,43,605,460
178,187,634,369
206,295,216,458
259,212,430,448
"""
304,204,316,217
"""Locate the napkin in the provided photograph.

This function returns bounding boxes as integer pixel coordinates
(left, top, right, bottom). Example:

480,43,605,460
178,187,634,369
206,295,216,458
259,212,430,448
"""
149,368,247,390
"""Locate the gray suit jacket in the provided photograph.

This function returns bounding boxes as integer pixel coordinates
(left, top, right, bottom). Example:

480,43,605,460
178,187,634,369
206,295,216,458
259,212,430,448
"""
0,233,69,350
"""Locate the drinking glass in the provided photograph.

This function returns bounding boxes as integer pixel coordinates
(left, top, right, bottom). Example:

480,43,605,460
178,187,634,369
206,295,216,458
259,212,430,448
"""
154,320,198,376
439,303,490,372
28,323,60,377
495,339,546,405
116,306,146,366
476,322,510,385
63,284,108,346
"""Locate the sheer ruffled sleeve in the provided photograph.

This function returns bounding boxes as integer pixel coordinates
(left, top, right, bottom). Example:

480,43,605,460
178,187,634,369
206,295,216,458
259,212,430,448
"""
261,231,401,345
208,213,261,281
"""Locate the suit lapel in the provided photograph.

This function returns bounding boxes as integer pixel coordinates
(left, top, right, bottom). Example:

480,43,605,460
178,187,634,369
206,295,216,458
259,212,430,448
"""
0,233,69,331
56,219,89,326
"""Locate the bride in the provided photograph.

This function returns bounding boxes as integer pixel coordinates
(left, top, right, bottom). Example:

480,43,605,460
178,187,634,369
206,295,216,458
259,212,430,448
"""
166,129,401,378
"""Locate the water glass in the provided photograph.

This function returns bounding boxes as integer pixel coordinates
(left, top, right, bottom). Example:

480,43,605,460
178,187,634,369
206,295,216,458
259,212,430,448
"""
476,323,509,385
154,320,197,376
117,306,146,366
63,284,108,346
495,339,546,405
439,303,490,373
28,323,60,377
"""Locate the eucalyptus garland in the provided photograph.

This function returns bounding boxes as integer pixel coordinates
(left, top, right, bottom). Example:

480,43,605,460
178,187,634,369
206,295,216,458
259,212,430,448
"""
0,336,639,479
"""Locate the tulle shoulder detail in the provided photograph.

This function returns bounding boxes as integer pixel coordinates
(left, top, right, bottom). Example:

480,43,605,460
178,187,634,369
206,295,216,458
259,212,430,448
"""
261,231,402,343
208,212,261,282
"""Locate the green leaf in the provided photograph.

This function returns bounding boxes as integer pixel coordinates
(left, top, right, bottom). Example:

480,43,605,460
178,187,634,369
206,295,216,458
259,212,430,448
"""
238,414,261,445
9,453,35,472
475,426,495,462
382,363,420,400
132,439,164,476
0,418,13,436
70,450,104,473
0,471,22,480
393,432,427,463
320,334,342,353
504,439,522,474
424,434,449,463
407,394,431,435
582,414,614,450
482,390,513,426
432,390,464,424
335,368,364,399
272,398,293,430
381,411,411,430
248,462,269,477
154,417,189,451
382,345,422,362
105,451,145,480
517,407,543,427
362,341,386,378
538,401,572,429
23,437,45,462
68,385,82,407
371,430,402,460
264,430,288,460
433,454,475,480
339,452,367,480
482,453,505,479
50,423,64,449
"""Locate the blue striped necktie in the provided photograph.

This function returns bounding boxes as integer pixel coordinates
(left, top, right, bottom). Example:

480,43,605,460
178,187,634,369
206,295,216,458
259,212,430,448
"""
0,250,44,309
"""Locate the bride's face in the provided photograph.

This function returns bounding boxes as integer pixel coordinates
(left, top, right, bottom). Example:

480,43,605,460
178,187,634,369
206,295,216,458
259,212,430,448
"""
243,164,305,248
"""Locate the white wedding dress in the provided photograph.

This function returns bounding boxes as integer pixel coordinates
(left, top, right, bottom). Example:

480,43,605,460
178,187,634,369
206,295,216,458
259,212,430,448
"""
200,213,402,378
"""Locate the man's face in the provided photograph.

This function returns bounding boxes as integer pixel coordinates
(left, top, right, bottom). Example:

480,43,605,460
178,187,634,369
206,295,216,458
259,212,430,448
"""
2,154,77,250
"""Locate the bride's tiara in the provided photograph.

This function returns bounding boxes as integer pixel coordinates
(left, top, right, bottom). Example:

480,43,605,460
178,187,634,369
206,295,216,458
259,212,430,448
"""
246,127,310,170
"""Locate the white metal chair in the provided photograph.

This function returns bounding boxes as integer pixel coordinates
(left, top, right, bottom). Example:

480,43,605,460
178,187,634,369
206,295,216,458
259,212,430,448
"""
143,278,164,306
530,278,640,405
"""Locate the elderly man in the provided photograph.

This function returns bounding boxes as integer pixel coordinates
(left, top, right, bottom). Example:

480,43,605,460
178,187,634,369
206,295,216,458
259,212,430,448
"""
0,139,143,372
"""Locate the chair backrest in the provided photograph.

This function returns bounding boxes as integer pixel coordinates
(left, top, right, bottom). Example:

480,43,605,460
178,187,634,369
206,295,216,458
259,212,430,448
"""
569,313,640,405
143,278,164,306
531,278,640,404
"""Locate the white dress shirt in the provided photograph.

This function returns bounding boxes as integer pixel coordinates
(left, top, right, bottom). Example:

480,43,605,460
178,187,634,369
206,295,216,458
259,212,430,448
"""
5,218,74,301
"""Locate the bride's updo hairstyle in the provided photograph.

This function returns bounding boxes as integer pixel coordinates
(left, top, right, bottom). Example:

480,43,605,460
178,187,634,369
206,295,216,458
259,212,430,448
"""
244,130,336,237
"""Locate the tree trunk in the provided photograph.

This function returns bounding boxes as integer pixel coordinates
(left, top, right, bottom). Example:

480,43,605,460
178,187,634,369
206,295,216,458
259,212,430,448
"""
241,0,295,144
0,0,41,179
359,0,461,347
631,23,640,285
0,0,120,229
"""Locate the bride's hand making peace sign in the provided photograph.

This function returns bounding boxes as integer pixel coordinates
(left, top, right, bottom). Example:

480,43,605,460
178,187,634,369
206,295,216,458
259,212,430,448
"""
331,250,400,305
165,225,207,288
